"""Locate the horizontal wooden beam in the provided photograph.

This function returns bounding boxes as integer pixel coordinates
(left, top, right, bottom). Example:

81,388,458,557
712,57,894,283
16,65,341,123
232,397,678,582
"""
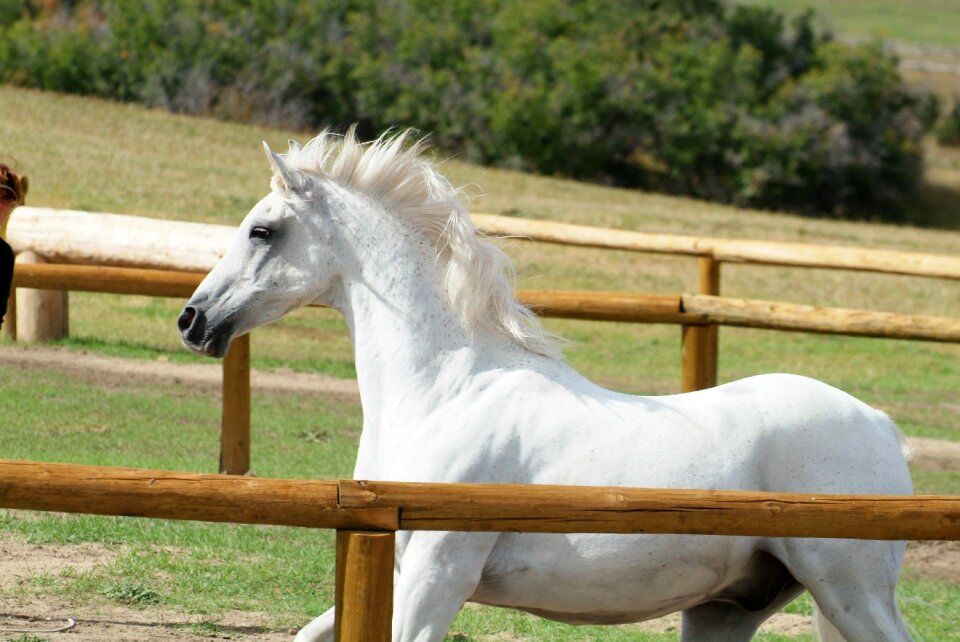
12,264,960,342
682,294,960,343
7,207,233,272
517,290,692,323
339,480,960,541
706,237,960,280
1,460,956,541
14,209,960,281
13,263,204,298
473,213,703,256
0,460,398,531
10,265,699,325
473,213,960,280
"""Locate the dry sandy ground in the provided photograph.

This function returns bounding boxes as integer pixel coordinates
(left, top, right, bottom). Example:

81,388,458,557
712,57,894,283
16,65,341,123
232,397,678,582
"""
1,343,958,640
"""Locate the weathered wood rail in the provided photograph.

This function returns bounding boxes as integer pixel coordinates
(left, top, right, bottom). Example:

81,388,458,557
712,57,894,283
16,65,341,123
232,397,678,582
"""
14,263,960,342
337,479,960,540
471,213,960,280
17,208,960,279
1,459,958,540
0,459,958,640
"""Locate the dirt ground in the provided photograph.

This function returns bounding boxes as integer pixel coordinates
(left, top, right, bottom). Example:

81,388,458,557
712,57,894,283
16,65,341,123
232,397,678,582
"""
1,343,958,641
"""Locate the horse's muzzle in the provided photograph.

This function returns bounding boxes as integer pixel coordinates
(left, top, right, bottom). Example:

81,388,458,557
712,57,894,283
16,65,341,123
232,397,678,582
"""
178,305,231,357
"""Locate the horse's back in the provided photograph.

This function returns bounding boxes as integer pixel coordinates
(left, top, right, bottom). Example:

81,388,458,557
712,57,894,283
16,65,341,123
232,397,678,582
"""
658,372,913,495
511,369,913,495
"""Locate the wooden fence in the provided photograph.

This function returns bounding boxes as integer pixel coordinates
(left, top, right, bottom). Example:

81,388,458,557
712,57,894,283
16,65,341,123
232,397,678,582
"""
471,213,960,279
472,213,960,390
6,209,960,473
9,208,960,390
0,458,957,640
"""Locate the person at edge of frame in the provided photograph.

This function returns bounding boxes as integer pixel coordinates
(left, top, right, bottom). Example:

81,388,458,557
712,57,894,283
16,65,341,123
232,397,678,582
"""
0,164,28,330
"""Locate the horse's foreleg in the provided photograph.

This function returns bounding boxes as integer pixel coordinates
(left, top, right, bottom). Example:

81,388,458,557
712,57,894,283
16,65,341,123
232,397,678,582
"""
293,606,334,642
392,531,498,642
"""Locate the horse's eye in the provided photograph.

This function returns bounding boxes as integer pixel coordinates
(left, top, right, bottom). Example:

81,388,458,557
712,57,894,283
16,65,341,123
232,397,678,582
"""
250,226,272,240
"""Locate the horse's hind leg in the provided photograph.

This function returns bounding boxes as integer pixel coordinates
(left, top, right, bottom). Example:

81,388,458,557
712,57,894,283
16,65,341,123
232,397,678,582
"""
779,539,912,642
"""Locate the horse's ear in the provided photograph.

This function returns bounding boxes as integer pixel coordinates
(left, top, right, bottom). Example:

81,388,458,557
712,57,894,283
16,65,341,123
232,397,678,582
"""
263,141,307,193
287,139,302,153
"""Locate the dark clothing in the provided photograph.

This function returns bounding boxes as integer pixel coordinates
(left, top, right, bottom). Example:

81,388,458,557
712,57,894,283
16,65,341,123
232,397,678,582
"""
0,237,12,330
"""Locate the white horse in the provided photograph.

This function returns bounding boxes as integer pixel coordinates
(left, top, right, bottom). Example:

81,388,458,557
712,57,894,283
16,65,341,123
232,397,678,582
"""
178,128,914,642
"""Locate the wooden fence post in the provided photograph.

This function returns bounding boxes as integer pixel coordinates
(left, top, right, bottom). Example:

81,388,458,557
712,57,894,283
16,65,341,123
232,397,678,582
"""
699,257,720,389
336,530,395,642
681,257,720,392
13,251,68,343
220,333,251,475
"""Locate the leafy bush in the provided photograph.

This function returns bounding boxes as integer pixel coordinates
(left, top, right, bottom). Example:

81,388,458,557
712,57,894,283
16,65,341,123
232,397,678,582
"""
0,0,935,219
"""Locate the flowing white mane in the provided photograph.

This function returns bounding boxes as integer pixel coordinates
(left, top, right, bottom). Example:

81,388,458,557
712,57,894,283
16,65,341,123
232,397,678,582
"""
282,127,562,360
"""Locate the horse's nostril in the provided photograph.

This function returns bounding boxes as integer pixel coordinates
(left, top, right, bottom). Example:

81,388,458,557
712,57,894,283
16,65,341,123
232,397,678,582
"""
178,306,197,333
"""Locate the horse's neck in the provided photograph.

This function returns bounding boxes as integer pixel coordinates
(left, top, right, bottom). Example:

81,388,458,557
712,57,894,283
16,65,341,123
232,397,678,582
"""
335,217,517,426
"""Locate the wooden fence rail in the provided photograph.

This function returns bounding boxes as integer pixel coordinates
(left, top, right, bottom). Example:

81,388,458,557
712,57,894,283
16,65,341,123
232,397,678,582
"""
15,263,960,342
15,208,960,280
472,213,960,280
0,459,395,530
0,458,958,640
0,459,958,541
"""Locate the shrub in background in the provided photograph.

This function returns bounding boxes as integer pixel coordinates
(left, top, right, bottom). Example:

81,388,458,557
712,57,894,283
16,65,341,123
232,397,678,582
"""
0,0,935,220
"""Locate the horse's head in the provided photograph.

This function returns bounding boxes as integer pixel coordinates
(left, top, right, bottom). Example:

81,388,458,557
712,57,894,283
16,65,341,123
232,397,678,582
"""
178,141,342,357
179,128,561,360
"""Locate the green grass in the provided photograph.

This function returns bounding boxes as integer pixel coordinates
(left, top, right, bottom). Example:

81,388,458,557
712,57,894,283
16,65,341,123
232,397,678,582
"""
0,366,356,628
4,512,337,628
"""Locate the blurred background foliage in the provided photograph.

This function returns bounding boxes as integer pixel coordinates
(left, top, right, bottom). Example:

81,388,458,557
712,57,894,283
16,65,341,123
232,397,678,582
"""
0,0,950,220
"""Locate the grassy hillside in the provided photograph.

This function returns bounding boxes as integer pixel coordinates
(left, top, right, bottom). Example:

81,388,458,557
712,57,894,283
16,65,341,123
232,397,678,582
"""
2,86,960,640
